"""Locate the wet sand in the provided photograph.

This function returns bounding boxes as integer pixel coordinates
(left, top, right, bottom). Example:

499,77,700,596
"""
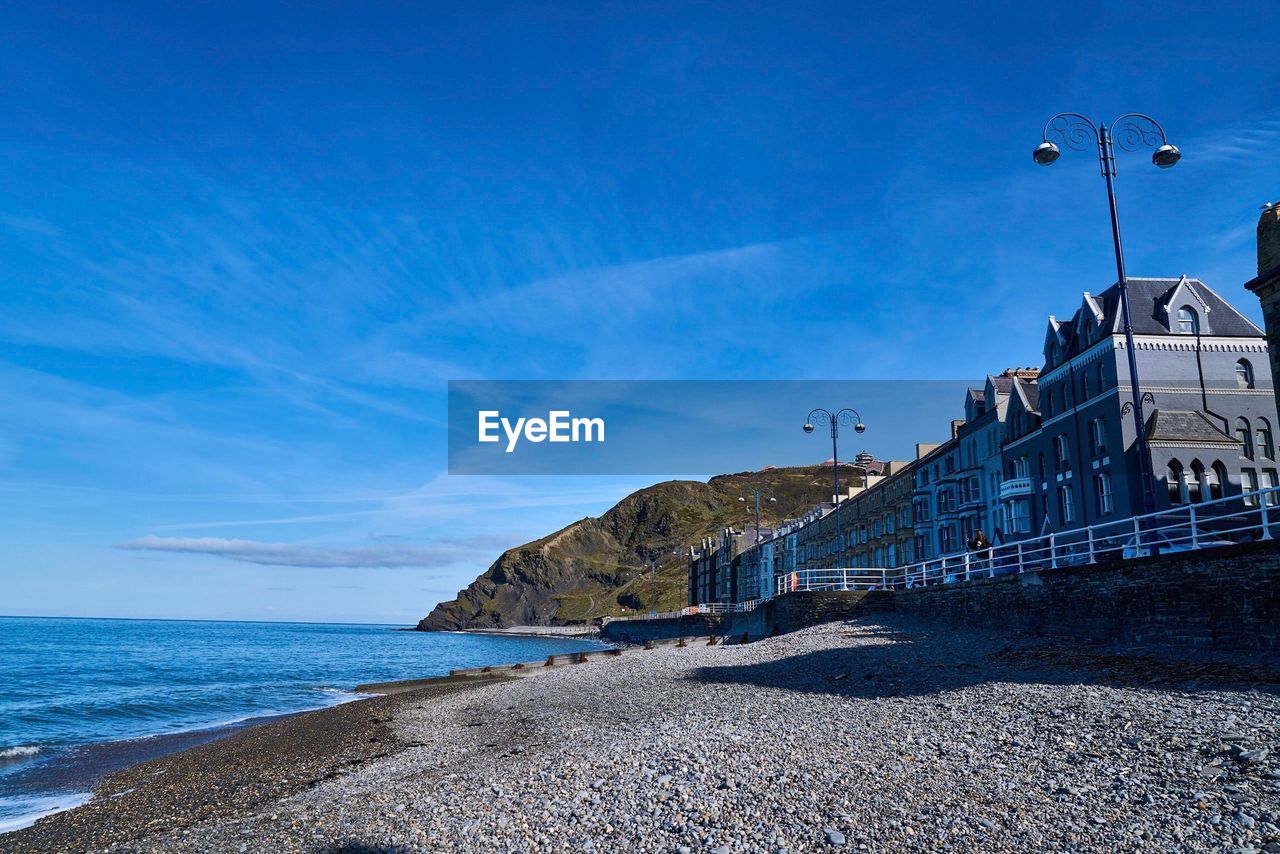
2,676,499,852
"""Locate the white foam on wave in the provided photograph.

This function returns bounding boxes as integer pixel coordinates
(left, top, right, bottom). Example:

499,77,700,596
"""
0,746,41,760
0,791,93,834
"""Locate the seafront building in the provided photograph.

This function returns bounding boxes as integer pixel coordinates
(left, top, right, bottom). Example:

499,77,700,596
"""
689,213,1280,603
1003,276,1276,538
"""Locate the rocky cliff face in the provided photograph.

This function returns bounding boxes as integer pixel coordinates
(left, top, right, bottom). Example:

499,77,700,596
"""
417,466,846,630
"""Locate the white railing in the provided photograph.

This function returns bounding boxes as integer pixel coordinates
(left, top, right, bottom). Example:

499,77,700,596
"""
892,485,1276,589
605,599,765,624
623,486,1280,621
775,567,897,596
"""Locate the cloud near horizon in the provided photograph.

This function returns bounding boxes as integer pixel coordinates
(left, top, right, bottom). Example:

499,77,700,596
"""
118,534,504,568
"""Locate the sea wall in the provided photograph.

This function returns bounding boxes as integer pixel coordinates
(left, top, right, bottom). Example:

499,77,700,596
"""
888,538,1280,651
603,540,1280,652
600,613,710,644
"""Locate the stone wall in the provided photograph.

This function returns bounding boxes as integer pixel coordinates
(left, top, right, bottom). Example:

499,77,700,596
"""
600,613,709,644
889,539,1280,651
604,540,1280,652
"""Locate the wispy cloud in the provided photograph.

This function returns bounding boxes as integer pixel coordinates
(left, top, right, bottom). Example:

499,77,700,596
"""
117,534,510,568
1184,117,1280,168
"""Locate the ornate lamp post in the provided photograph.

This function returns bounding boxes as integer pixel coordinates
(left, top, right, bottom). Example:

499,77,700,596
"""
1032,113,1181,516
803,408,866,569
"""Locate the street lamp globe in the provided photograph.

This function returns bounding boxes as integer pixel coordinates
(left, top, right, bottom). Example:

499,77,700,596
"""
854,422,866,434
768,497,777,504
1152,143,1181,169
803,423,815,434
737,497,745,503
1032,141,1061,166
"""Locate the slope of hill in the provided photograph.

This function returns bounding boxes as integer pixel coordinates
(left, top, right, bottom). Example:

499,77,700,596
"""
416,466,854,630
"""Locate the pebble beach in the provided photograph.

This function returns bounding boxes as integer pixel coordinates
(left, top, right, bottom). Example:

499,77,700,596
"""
7,614,1280,853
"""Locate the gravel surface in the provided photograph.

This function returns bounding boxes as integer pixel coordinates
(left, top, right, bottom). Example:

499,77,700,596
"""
44,616,1280,852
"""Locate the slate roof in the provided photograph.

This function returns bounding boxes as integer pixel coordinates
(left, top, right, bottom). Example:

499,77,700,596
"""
1048,277,1264,364
1145,410,1241,448
988,375,1015,394
1017,377,1040,412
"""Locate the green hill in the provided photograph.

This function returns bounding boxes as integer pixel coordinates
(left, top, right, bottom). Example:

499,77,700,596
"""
416,465,852,630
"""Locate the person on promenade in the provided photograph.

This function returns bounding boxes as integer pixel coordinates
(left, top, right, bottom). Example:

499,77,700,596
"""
968,529,993,577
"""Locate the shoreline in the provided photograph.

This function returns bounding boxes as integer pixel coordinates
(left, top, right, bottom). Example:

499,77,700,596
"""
2,674,503,850
0,699,363,833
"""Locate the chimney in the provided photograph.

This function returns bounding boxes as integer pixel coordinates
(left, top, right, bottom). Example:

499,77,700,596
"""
1261,203,1280,276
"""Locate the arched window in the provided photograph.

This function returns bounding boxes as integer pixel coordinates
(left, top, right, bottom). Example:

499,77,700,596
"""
1237,359,1256,389
1167,459,1186,505
1189,460,1205,504
1257,418,1274,461
1210,461,1227,500
1237,418,1254,460
1177,306,1199,334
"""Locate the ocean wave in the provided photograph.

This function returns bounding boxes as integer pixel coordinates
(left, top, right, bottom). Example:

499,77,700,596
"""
0,791,92,834
0,746,41,760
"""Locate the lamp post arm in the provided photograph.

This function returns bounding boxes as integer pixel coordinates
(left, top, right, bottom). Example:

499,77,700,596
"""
1041,112,1099,144
1110,113,1170,145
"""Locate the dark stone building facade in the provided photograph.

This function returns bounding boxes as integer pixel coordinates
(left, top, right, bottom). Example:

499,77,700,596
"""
1002,276,1276,539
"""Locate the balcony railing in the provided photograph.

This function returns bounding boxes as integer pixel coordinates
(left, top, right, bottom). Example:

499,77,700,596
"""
999,476,1033,499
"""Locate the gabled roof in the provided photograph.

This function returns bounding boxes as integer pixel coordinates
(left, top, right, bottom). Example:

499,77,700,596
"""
988,374,1015,394
1045,277,1263,365
1111,277,1261,336
1145,410,1241,449
1014,376,1040,413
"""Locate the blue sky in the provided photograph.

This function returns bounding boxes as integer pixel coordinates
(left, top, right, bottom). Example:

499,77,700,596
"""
2,1,1277,623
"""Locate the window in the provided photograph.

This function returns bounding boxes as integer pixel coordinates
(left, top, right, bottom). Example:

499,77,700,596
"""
1167,459,1187,505
1096,363,1105,391
1058,484,1074,524
1090,418,1107,454
1038,453,1047,481
1237,359,1256,389
1010,499,1031,534
1188,460,1205,504
1237,418,1254,460
1264,470,1279,506
1257,418,1274,461
1055,434,1070,469
1095,472,1113,515
1210,461,1227,501
1243,468,1260,507
1177,306,1199,334
1082,372,1090,400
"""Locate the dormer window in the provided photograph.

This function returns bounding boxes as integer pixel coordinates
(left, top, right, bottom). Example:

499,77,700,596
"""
1177,306,1199,335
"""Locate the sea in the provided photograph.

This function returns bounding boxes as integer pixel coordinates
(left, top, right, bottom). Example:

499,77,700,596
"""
0,616,606,834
